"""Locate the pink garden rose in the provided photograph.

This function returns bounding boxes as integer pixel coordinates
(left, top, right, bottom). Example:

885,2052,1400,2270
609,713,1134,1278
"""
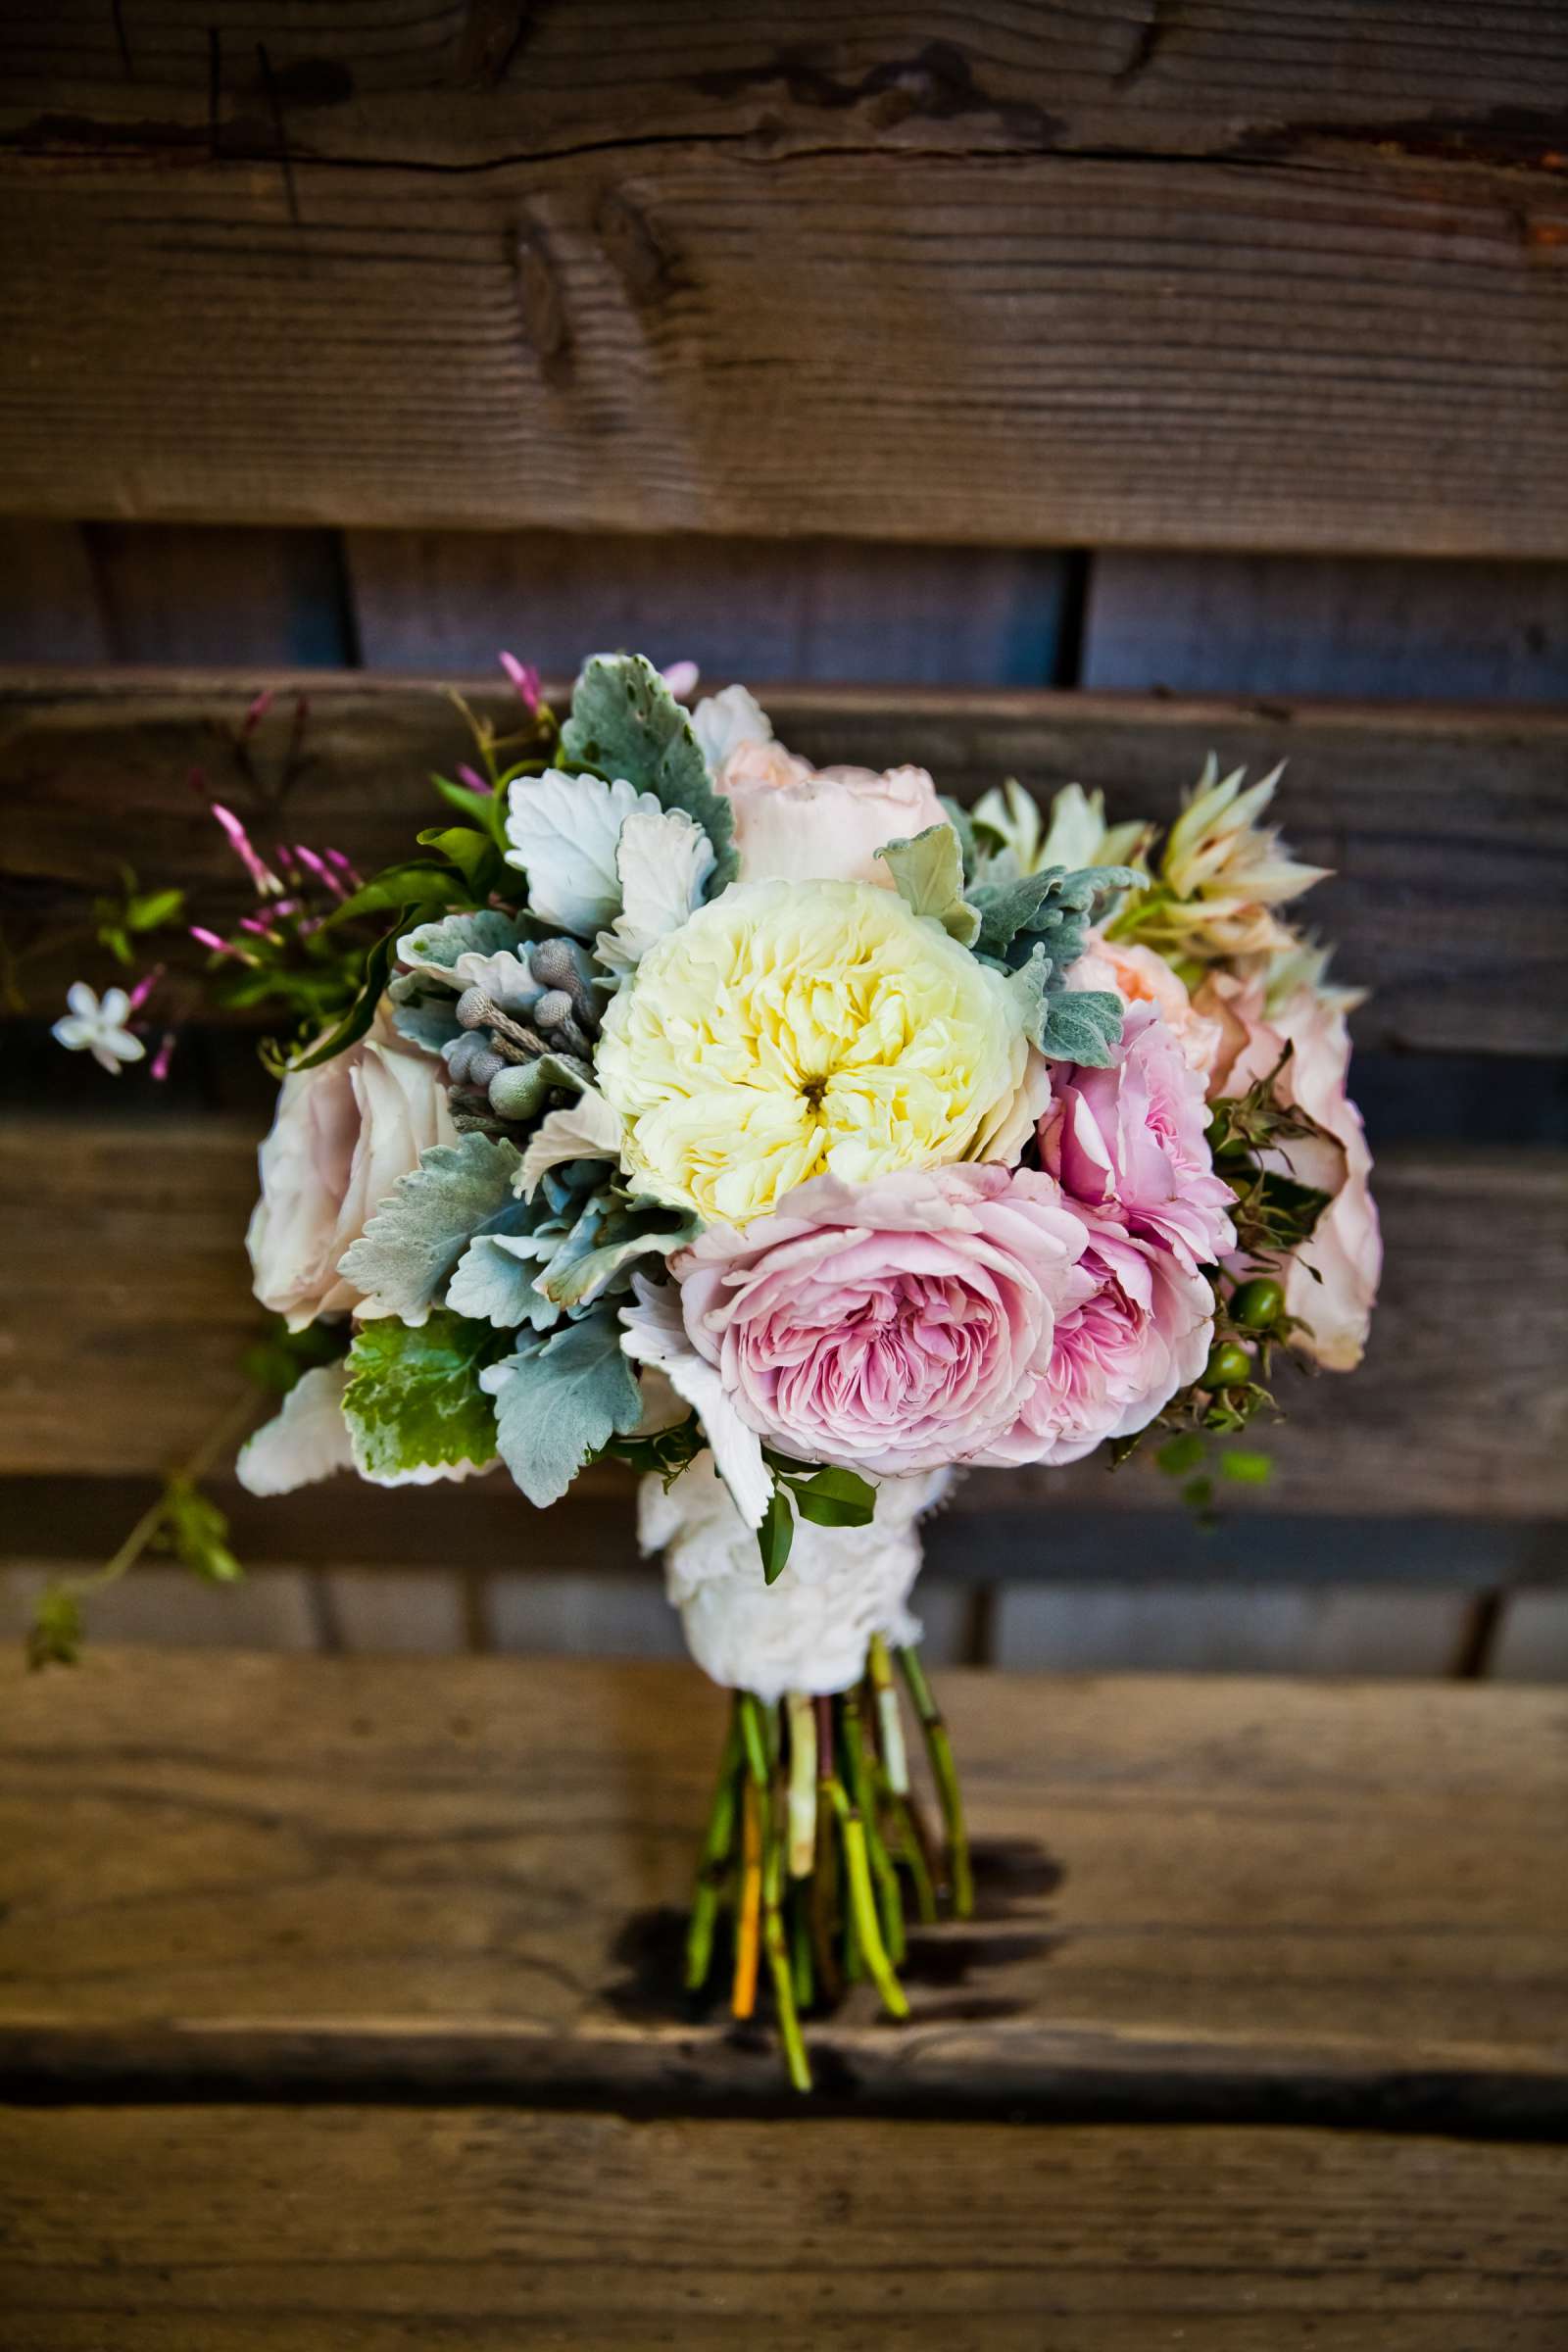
246,1003,458,1330
1197,970,1381,1371
671,1163,1095,1476
694,684,945,888
1067,927,1224,1079
983,1211,1215,1467
1040,1003,1236,1272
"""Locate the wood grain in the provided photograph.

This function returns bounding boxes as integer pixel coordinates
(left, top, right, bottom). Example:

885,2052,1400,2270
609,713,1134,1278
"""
348,530,1070,685
1,1111,1561,1519
4,671,1565,1055
3,2106,1565,2352
2,1653,1564,2124
1084,553,1568,703
2,7,1566,547
83,525,353,667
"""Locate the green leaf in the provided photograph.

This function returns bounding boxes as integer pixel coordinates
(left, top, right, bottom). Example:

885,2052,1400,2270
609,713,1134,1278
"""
560,654,737,892
341,1310,505,1480
483,1311,644,1507
416,823,502,897
432,774,504,833
874,824,981,946
1155,1432,1206,1478
337,1134,523,1324
242,1315,352,1397
535,1196,700,1312
1221,1447,1274,1486
97,923,134,966
126,886,185,932
323,861,457,929
27,1584,83,1670
161,1476,243,1583
285,918,404,1071
758,1487,795,1585
787,1464,877,1529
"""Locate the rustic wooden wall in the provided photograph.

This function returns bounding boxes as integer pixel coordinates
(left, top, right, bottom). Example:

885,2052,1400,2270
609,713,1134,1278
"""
1,5,1564,1678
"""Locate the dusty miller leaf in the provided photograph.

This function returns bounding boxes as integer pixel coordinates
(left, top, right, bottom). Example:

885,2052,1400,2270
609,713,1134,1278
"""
874,824,981,947
338,1134,523,1325
561,655,737,892
481,1310,643,1506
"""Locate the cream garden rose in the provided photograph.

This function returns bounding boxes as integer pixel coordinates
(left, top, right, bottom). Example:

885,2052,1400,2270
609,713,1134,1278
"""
595,877,1026,1225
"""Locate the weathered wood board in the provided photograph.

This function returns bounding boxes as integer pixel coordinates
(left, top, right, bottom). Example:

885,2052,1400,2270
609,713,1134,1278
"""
3,1654,1563,2126
2,9,1566,548
5,673,1566,1056
2,1114,1560,1522
4,2105,1565,2352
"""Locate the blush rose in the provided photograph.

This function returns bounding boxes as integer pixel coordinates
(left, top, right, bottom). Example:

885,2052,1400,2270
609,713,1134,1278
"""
693,684,946,888
1040,1002,1237,1273
670,1163,1095,1477
1196,969,1382,1370
246,1003,458,1330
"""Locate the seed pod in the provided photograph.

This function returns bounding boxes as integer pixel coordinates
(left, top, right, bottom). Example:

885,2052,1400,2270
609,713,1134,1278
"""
1230,1276,1286,1332
488,1064,543,1120
456,986,492,1030
530,938,599,1035
1202,1340,1253,1391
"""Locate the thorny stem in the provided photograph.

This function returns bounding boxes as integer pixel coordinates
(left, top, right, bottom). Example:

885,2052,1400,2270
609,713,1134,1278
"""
898,1645,974,1919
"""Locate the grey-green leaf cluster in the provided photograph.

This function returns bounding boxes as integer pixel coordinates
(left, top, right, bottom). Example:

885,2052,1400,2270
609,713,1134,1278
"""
481,1311,644,1507
561,655,737,894
337,1134,523,1324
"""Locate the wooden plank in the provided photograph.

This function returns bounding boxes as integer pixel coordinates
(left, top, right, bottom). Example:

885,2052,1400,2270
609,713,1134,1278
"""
2,1653,1564,2125
2,6,1567,550
1083,553,1568,702
2,1113,1559,1521
0,524,107,662
0,1562,318,1652
84,525,353,666
8,3,1566,166
349,530,1070,685
991,1585,1471,1676
1492,1590,1568,1682
0,1119,1560,1524
3,672,1565,1056
3,2108,1565,2352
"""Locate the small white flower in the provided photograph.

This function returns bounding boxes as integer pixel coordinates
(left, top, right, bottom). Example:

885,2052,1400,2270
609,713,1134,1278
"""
52,982,145,1074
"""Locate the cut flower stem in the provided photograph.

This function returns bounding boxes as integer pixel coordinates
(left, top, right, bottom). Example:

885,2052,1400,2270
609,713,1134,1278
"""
683,1644,970,2085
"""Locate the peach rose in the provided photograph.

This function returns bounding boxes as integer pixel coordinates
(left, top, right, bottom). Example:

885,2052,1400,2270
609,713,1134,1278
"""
1197,970,1382,1371
694,684,945,888
246,1004,458,1330
1066,927,1224,1079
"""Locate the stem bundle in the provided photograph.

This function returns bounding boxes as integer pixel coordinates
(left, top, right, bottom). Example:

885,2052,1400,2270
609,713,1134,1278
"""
682,1643,972,2090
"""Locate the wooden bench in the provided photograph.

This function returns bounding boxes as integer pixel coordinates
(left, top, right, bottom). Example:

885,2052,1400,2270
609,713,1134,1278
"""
2,1649,1565,2345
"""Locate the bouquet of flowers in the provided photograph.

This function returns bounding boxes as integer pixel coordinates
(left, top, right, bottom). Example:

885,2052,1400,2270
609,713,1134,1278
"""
51,653,1381,2088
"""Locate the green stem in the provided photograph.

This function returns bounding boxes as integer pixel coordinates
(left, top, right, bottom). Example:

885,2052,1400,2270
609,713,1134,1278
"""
785,1691,817,1878
898,1645,974,1920
842,1686,904,1966
879,1772,938,1927
684,1704,743,1993
867,1633,909,1795
762,1805,811,2093
828,1775,909,2021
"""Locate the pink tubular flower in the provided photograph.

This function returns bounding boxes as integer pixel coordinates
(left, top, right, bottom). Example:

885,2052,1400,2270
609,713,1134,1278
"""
671,1163,1095,1477
1040,1003,1236,1272
499,651,541,713
985,1211,1215,1466
211,803,280,898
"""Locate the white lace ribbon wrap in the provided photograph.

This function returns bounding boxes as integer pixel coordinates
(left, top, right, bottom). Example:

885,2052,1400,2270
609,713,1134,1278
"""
639,1455,950,1702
